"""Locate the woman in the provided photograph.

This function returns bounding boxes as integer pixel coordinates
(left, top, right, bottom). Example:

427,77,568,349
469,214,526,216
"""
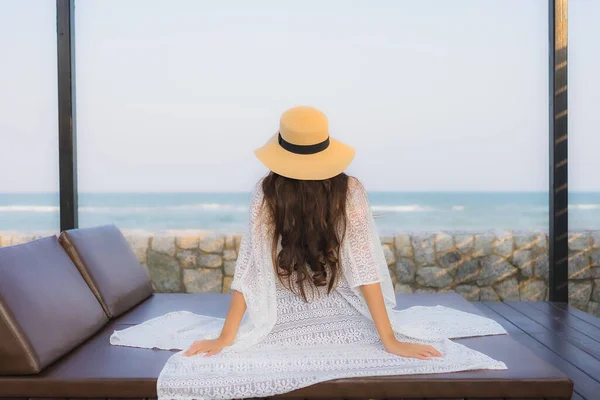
111,106,507,399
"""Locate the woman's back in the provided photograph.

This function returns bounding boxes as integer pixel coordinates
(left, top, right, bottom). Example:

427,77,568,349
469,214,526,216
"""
259,171,352,302
253,173,398,307
258,275,381,350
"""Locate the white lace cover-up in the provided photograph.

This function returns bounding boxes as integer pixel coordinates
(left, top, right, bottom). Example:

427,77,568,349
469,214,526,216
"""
110,178,508,400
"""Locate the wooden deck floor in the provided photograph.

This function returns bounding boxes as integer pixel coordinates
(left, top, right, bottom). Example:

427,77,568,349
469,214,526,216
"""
472,301,600,400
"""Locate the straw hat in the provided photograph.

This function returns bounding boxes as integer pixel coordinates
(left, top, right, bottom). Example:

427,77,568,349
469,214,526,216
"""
254,106,355,180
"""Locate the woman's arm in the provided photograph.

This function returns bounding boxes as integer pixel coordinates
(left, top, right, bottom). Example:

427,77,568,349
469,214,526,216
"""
360,282,443,360
218,290,247,344
359,282,395,344
184,290,247,357
185,182,263,357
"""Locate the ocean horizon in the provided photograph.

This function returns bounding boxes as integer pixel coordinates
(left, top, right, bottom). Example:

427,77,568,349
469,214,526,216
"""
1,191,599,234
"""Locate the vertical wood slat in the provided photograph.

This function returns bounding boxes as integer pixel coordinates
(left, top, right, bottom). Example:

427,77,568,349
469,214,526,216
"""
56,0,78,231
548,0,568,302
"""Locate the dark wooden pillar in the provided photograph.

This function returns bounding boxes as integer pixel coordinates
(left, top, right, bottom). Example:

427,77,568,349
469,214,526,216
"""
56,0,78,231
548,0,568,302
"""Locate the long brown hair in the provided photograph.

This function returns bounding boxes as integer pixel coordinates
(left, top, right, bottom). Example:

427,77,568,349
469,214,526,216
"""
261,171,350,301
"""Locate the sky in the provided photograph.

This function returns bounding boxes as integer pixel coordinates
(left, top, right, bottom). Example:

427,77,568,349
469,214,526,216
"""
0,0,598,193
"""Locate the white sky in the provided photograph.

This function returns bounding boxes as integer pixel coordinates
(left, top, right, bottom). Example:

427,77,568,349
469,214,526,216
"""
0,0,598,193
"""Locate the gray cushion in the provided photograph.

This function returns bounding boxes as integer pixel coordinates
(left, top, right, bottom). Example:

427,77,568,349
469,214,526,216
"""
59,224,153,319
0,236,107,375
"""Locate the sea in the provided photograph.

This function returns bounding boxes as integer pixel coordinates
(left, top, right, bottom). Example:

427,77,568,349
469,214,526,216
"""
0,192,599,234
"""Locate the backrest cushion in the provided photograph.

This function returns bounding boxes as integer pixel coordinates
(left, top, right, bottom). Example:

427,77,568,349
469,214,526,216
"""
0,236,108,375
59,224,153,319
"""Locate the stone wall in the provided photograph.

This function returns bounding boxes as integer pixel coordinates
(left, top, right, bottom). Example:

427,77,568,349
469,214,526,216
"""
1,230,599,316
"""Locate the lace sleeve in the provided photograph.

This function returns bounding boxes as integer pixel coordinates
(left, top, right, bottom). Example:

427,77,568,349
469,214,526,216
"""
227,178,278,350
342,177,396,306
230,180,264,294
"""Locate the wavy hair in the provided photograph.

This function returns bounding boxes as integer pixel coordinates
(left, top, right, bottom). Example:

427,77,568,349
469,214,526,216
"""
261,171,350,301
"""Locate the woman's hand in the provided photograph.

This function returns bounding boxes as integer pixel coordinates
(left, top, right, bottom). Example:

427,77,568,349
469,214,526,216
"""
384,338,443,360
184,337,231,357
183,290,246,357
357,283,443,361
